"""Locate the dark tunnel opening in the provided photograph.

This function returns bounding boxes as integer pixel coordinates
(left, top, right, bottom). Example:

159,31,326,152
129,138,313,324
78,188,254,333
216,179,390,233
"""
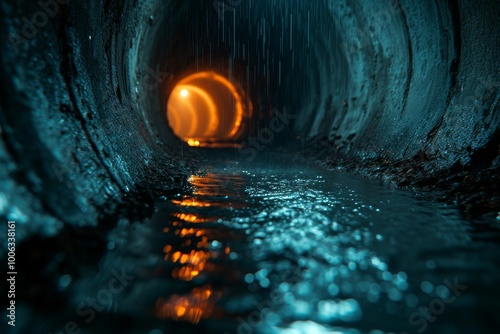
1,0,500,333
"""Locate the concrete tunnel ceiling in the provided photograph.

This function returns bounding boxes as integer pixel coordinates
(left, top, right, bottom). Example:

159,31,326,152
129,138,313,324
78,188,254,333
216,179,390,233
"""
0,0,499,237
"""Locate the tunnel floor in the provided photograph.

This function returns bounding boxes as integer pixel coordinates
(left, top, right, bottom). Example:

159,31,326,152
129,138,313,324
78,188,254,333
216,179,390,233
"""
17,153,500,334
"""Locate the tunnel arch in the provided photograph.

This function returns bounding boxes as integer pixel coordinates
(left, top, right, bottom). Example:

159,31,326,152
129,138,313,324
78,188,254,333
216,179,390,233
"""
0,0,499,237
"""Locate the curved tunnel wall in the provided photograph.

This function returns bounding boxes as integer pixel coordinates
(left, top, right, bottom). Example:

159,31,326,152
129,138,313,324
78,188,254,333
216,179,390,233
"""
0,0,499,240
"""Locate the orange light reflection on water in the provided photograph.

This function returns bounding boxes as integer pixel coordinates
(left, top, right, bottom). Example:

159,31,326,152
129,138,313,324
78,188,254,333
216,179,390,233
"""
155,172,242,324
155,285,221,324
171,198,212,207
172,213,212,223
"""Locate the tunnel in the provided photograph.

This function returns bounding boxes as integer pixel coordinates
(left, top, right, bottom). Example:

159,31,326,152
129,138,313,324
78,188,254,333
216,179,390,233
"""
1,0,499,333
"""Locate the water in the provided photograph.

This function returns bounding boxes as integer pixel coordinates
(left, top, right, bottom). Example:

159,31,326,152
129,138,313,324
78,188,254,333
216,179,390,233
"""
21,156,500,334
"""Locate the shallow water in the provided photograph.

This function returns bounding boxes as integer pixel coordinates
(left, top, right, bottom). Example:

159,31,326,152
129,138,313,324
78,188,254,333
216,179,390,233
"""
17,156,500,334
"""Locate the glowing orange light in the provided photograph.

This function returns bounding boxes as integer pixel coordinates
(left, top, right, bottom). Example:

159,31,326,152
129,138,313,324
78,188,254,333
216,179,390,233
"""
157,172,246,324
166,71,250,147
187,139,201,147
155,285,221,324
173,213,211,223
171,198,212,207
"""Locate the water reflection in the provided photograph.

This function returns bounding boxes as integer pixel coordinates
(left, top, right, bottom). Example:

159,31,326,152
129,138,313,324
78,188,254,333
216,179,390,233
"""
172,212,216,223
156,285,221,324
171,198,213,207
39,162,500,334
155,172,246,325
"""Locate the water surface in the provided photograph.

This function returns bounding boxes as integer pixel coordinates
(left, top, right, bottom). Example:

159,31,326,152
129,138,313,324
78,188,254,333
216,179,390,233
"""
28,156,500,334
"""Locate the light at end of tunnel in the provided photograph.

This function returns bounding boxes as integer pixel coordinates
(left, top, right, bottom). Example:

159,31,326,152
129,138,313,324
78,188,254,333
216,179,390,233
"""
167,71,250,147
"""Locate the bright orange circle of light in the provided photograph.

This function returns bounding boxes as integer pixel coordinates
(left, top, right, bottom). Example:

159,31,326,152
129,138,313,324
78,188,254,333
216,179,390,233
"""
167,71,247,147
